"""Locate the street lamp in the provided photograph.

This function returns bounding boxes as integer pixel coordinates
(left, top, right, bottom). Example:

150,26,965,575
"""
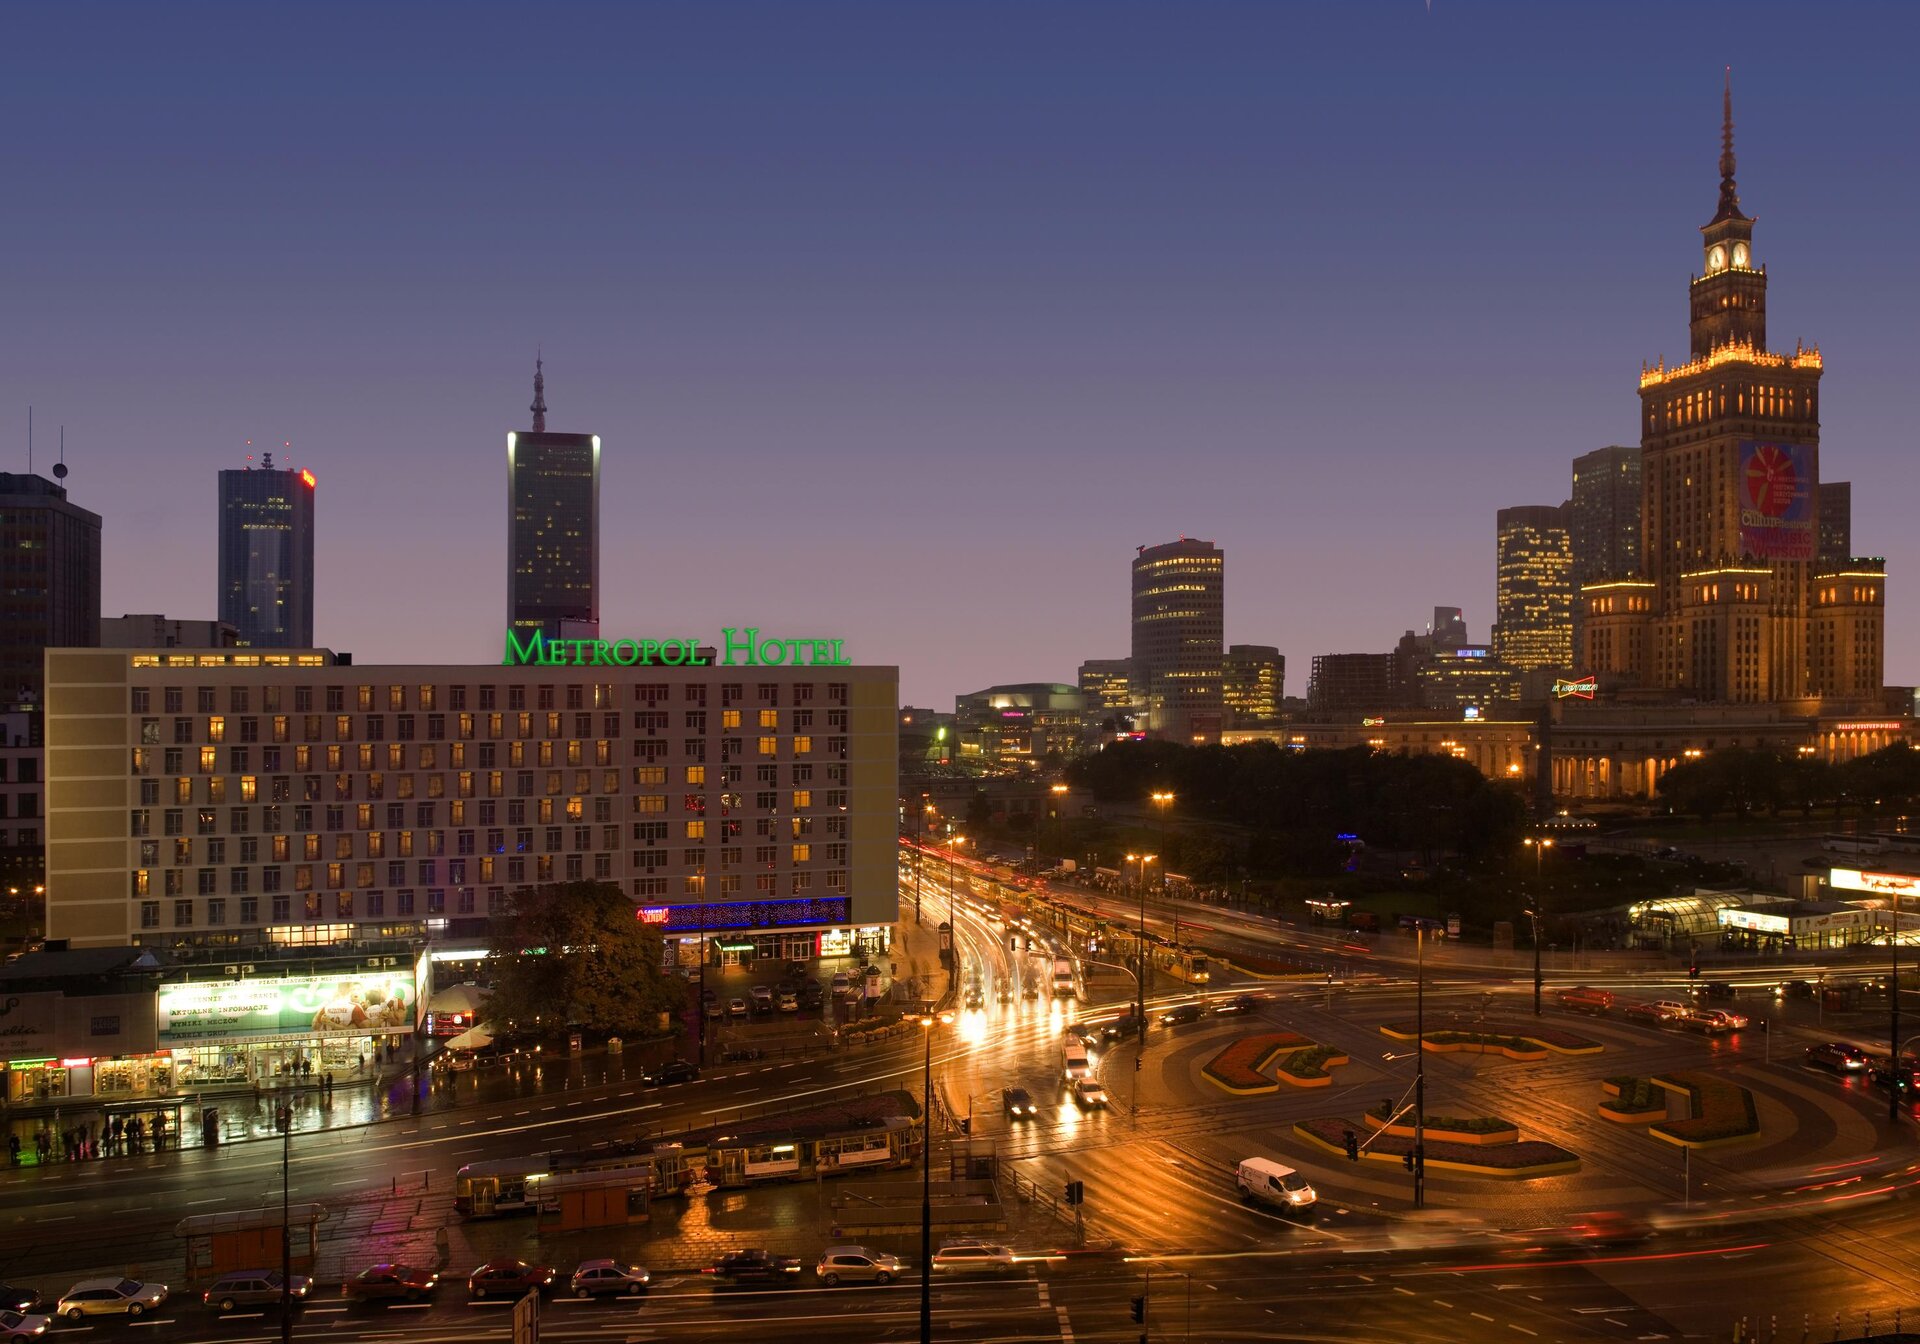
944,836,968,976
1522,837,1554,1017
1150,791,1177,948
919,1009,954,1344
1892,887,1903,1125
914,799,934,926
275,1103,293,1344
1126,853,1157,1028
1414,926,1426,1209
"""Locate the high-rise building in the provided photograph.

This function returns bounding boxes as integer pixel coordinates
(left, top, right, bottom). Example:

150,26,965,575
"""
1307,652,1395,720
1579,77,1884,704
1077,657,1139,734
1569,445,1642,654
1492,504,1574,672
217,455,316,649
0,471,101,702
1130,539,1224,742
1430,607,1469,650
953,683,1086,767
100,615,239,649
1817,481,1852,566
508,360,600,642
1223,645,1284,726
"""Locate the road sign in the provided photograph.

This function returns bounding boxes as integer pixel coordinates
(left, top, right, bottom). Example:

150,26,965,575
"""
513,1290,540,1344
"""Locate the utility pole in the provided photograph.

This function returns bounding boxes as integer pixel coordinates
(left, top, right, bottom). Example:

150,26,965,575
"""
276,1104,293,1344
1414,925,1426,1209
1893,887,1903,1125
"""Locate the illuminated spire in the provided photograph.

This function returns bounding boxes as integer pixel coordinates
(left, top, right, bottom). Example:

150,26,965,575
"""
530,354,547,432
1713,66,1747,223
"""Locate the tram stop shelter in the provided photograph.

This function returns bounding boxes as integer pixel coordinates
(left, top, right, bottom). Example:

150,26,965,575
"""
532,1169,653,1231
176,1205,328,1281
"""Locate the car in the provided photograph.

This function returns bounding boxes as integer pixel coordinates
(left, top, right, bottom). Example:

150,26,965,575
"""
1647,1000,1689,1020
0,1291,39,1317
1021,982,1040,1000
1212,994,1258,1016
1063,1025,1098,1050
777,988,799,1012
1071,1077,1109,1109
830,973,851,995
204,1270,311,1314
1682,1008,1743,1033
643,1060,700,1087
1002,1086,1035,1119
1869,1056,1920,1098
0,1310,50,1340
930,1239,1016,1275
1622,1000,1665,1024
568,1260,650,1299
343,1265,439,1303
1235,1157,1317,1210
800,985,826,1008
964,987,985,1010
467,1260,555,1300
1570,1211,1653,1247
996,983,1012,1004
750,985,774,1012
786,959,811,978
680,965,701,982
1101,1015,1145,1043
1700,981,1738,1001
55,1279,168,1321
1805,1041,1869,1073
815,1246,902,1286
1160,1004,1203,1027
728,997,749,1018
705,1000,725,1020
704,1250,803,1286
1559,986,1614,1015
1776,979,1819,1001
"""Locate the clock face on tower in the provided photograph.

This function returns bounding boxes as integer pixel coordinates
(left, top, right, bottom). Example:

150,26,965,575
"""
1732,242,1749,268
1708,245,1727,272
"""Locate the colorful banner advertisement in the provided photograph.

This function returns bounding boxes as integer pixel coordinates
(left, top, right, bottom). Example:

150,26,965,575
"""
1738,440,1815,560
158,971,416,1041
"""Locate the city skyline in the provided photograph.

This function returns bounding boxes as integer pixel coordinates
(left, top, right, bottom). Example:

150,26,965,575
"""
7,3,1919,707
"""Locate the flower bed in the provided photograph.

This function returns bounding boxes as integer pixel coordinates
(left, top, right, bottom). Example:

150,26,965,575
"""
1225,951,1323,980
1647,1071,1760,1147
1201,1032,1312,1095
1363,1102,1517,1145
1378,1022,1601,1057
1294,1117,1578,1178
1597,1076,1666,1124
1274,1044,1352,1088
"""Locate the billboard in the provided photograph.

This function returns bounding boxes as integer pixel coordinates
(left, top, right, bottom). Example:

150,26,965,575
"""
1738,441,1815,560
158,970,417,1041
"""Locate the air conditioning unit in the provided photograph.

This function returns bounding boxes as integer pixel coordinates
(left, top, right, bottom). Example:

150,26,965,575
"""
223,964,240,976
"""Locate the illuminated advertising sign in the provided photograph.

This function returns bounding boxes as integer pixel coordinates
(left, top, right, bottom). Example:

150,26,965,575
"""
1719,908,1790,934
1361,717,1386,727
1553,676,1597,699
1738,441,1815,560
503,627,849,668
636,907,671,925
158,971,417,1041
1830,868,1920,899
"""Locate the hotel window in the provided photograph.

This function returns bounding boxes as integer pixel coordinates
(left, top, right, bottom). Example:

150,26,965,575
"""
793,736,812,755
197,808,217,835
198,687,217,713
207,715,225,743
686,820,707,840
207,777,227,804
132,687,151,713
758,736,778,756
791,843,811,863
755,844,777,865
141,718,161,745
132,869,150,897
165,688,184,713
239,896,258,923
174,900,194,927
173,777,192,804
757,684,779,706
197,746,216,774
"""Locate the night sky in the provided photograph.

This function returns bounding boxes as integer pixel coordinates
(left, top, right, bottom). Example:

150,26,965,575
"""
7,2,1917,706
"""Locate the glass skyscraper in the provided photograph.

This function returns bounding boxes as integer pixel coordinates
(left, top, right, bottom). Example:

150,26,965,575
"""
216,456,314,649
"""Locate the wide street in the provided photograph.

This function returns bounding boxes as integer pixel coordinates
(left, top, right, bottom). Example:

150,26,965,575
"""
7,860,1920,1341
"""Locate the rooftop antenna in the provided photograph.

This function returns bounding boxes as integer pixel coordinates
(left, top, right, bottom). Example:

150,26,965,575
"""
25,407,31,475
530,350,547,432
53,427,66,482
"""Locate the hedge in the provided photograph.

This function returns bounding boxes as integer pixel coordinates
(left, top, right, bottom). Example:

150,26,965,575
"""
1226,951,1323,980
1276,1045,1351,1086
1294,1117,1578,1178
1648,1071,1760,1147
1201,1032,1312,1095
1364,1102,1514,1134
1602,1076,1665,1113
1378,1022,1601,1056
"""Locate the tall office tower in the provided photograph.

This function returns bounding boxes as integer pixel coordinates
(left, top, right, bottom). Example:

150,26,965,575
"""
1430,607,1469,650
1817,481,1852,566
1077,657,1138,733
1492,504,1574,672
217,454,316,648
508,359,601,642
1223,645,1284,726
0,472,101,702
1569,445,1642,651
1130,538,1224,742
1307,652,1396,720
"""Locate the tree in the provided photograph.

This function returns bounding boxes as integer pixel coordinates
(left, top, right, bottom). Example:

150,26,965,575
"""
486,881,685,1040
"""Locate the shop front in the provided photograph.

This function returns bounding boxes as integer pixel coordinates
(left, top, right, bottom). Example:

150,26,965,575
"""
157,958,427,1087
0,986,159,1103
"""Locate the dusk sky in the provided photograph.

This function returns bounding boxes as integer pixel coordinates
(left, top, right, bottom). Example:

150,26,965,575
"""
7,2,1917,707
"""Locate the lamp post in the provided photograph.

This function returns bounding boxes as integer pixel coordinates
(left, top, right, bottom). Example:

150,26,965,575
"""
696,902,709,1066
1892,888,1903,1125
915,799,934,926
275,1103,293,1344
1522,837,1553,1017
919,1009,953,1344
1150,791,1176,948
1126,853,1157,1029
1414,925,1426,1209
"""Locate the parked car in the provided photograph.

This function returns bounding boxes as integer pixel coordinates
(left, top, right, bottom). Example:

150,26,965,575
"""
705,1001,725,1020
0,1309,49,1339
815,1246,902,1287
204,1270,310,1314
777,988,799,1012
467,1260,555,1300
1623,1001,1667,1025
1683,1008,1746,1033
704,1250,803,1286
1558,986,1614,1015
1160,1004,1204,1027
568,1260,650,1299
728,998,749,1018
1002,1086,1035,1119
643,1060,700,1087
1805,1041,1869,1073
343,1265,439,1303
830,973,851,995
0,1291,39,1317
55,1279,168,1322
1071,1077,1109,1109
1647,1000,1689,1020
929,1239,1015,1275
1212,994,1258,1016
751,985,774,1012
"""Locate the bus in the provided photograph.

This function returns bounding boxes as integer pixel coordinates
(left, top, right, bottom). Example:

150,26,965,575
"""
455,1142,698,1219
1824,834,1887,855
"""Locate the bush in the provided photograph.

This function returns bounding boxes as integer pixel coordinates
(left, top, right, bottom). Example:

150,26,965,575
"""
1364,1101,1513,1133
1650,1071,1758,1144
1279,1045,1346,1079
1201,1032,1312,1092
1602,1076,1664,1113
1296,1118,1574,1173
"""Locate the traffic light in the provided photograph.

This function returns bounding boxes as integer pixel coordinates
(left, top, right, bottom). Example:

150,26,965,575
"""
1403,1149,1415,1172
1010,935,1018,950
1133,1053,1142,1072
958,1117,971,1136
1064,1179,1084,1206
1129,1296,1145,1323
1343,1128,1359,1162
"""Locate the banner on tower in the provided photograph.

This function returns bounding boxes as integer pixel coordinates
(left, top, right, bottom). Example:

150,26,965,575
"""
1738,440,1815,561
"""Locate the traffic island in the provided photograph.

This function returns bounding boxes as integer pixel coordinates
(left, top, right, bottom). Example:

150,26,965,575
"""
1362,1102,1518,1146
1598,1076,1668,1125
1378,1023,1603,1058
1223,951,1326,980
1200,1032,1312,1095
1645,1071,1760,1148
1274,1044,1352,1088
1294,1117,1579,1178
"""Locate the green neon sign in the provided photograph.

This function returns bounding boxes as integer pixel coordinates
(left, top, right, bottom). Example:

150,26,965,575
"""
503,627,850,669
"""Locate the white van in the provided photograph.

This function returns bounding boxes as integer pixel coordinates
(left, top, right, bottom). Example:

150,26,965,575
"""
1061,1042,1092,1081
1235,1157,1317,1210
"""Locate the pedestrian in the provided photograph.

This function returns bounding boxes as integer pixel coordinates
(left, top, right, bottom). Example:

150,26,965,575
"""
8,1134,19,1166
128,1117,143,1151
356,1052,365,1074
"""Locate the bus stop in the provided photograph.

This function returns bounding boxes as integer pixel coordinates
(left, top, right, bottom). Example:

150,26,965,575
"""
532,1169,653,1231
175,1205,328,1281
